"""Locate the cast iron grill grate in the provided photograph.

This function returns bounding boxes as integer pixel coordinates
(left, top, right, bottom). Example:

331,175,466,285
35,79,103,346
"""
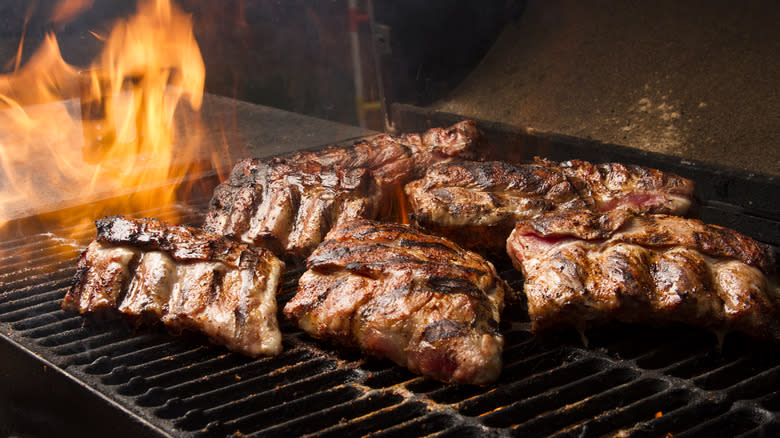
1,199,778,437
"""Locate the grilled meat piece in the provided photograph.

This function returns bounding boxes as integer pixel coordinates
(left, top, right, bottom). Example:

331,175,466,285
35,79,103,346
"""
204,120,481,260
405,158,695,257
206,160,382,259
506,210,779,341
548,158,695,215
284,220,510,385
62,216,285,357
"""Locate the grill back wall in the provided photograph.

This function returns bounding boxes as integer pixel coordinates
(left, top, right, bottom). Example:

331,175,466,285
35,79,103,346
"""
1,118,778,437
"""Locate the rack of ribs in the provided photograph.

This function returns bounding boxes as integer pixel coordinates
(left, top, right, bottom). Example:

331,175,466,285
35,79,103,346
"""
283,220,510,385
506,210,779,341
405,158,695,258
62,216,285,357
204,120,481,260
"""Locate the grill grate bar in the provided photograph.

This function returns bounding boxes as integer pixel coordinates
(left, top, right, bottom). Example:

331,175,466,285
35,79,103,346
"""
310,399,430,438
116,353,249,397
457,356,607,417
519,377,668,436
101,344,218,387
500,343,572,375
245,390,406,438
16,314,84,338
219,385,365,436
6,308,73,333
564,388,697,438
0,299,64,323
0,264,76,293
49,327,138,355
135,350,316,407
364,412,462,438
692,356,754,389
0,233,83,256
180,367,361,431
428,424,497,438
675,406,775,437
0,286,70,315
0,248,79,275
145,353,337,405
86,338,205,373
719,366,780,402
634,333,716,371
479,365,640,428
361,363,420,389
661,349,725,380
195,364,350,416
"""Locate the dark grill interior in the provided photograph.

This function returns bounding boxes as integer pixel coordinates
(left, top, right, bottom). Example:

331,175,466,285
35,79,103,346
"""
2,117,779,437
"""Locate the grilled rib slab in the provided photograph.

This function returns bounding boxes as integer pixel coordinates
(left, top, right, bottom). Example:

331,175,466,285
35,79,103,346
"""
204,120,481,260
284,220,510,385
405,158,695,257
506,210,779,341
62,216,285,357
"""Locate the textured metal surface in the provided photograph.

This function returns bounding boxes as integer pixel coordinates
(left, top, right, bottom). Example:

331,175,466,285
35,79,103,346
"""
1,200,778,437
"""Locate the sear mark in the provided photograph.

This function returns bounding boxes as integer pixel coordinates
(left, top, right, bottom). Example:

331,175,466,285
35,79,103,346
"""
426,276,484,298
422,319,467,343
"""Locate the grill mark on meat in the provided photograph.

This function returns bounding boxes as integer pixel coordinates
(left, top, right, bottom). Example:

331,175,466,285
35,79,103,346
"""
311,246,490,279
398,238,459,254
300,276,349,314
422,319,467,343
350,221,414,238
650,248,723,320
425,276,484,298
63,216,285,357
525,211,776,274
358,283,414,323
329,218,376,235
405,158,695,259
332,257,491,282
307,243,391,268
508,211,780,341
384,257,490,277
120,251,177,323
306,245,353,269
204,121,479,260
342,261,385,279
287,190,335,258
208,268,224,305
285,219,509,384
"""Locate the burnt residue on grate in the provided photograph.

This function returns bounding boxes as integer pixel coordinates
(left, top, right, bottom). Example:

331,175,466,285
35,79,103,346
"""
1,200,779,437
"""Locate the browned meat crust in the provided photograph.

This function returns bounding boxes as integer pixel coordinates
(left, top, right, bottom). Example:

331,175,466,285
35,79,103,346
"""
62,216,285,357
405,158,695,257
204,121,481,260
205,159,382,259
545,158,695,214
506,210,779,341
405,160,586,258
283,220,510,385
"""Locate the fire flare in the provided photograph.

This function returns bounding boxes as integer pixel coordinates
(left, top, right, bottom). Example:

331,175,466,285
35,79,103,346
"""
0,0,209,233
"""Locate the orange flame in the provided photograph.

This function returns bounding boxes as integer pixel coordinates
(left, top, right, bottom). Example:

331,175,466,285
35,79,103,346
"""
393,183,412,225
0,0,208,235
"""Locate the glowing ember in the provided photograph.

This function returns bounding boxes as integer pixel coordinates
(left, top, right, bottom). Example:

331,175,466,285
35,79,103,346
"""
0,0,208,232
